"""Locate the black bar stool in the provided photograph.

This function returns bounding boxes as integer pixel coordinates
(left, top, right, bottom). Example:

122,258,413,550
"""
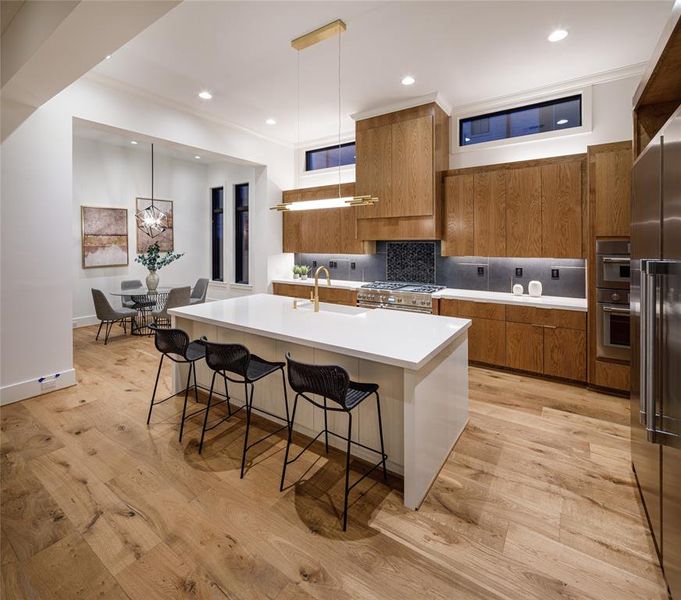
280,353,388,531
198,340,289,479
147,324,207,442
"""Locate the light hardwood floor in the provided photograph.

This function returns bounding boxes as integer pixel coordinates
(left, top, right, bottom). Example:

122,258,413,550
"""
1,326,668,599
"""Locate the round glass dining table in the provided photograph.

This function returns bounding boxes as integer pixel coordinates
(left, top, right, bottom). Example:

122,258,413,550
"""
109,286,178,336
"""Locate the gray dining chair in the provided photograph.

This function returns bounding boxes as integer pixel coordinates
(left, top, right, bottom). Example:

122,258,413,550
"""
91,289,137,344
190,278,209,305
121,279,143,308
152,286,191,327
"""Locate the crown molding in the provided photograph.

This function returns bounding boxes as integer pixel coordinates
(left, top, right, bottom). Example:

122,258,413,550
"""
81,72,295,149
350,91,452,121
449,62,646,117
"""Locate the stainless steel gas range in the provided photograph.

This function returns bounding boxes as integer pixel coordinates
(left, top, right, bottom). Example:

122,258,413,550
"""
357,282,444,314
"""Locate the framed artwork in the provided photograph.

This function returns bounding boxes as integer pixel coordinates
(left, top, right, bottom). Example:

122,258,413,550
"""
136,197,174,253
81,206,128,268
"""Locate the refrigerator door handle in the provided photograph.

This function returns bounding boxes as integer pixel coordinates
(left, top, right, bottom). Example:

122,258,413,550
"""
642,261,658,442
640,262,650,428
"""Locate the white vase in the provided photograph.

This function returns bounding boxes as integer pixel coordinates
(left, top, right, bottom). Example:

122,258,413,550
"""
528,280,543,297
146,270,159,292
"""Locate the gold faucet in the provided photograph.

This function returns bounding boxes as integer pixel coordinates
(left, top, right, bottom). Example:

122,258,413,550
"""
312,266,330,312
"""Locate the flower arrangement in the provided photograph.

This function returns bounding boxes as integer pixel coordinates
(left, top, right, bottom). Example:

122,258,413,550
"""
135,242,184,272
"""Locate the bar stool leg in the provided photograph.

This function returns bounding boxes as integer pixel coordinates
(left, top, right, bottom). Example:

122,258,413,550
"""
199,370,217,454
178,362,194,443
343,412,353,532
279,394,299,491
193,363,200,403
323,397,329,453
376,392,388,481
147,354,164,425
223,373,232,417
240,382,254,479
281,369,290,430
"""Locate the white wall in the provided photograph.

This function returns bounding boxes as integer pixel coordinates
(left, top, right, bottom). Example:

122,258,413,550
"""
72,136,214,326
448,76,637,169
1,76,294,404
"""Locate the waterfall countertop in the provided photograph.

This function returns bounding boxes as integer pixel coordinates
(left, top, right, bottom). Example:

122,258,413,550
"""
169,293,470,370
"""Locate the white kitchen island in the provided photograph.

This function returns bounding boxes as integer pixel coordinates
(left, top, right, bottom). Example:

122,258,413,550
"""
169,293,470,509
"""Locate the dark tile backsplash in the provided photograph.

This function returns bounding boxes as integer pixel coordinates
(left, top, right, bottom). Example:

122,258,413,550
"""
294,241,586,298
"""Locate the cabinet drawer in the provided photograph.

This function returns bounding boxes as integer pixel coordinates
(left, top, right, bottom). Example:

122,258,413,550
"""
505,306,585,330
439,298,505,321
544,327,586,381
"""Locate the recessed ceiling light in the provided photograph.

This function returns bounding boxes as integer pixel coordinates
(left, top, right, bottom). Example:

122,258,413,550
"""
198,90,213,100
401,75,415,86
105,55,112,60
548,29,568,42
265,118,277,125
194,155,201,159
130,140,138,145
556,118,569,125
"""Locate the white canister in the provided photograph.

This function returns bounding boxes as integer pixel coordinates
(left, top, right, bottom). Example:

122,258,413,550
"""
512,283,523,296
528,280,543,297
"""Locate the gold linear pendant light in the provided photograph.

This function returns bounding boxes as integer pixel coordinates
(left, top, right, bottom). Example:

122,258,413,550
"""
270,19,378,212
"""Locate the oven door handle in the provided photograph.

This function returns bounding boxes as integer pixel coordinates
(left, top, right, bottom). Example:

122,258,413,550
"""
602,306,630,314
602,257,630,263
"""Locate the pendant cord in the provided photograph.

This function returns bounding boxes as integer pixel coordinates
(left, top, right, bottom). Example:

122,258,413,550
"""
337,26,341,199
151,143,155,205
297,49,301,202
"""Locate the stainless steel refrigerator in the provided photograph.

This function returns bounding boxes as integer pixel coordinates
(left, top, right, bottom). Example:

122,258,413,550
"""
631,104,681,598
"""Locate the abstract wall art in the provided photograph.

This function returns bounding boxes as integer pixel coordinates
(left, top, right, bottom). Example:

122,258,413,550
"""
81,206,129,268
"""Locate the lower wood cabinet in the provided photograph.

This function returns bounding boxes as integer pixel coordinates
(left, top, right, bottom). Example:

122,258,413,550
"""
439,298,587,383
272,283,357,307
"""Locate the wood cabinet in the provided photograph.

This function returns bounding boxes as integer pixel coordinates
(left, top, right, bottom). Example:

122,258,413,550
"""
541,160,584,258
505,166,541,257
442,154,585,258
272,282,357,307
281,183,375,255
355,103,449,240
439,298,586,382
473,170,506,256
586,140,633,393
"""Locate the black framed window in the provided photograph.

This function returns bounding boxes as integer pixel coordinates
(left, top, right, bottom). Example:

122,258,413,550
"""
305,142,355,171
460,94,582,146
234,183,249,284
211,187,223,281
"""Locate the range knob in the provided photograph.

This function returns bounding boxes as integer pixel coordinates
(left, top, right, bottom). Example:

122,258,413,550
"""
397,297,403,303
411,298,417,305
611,292,621,302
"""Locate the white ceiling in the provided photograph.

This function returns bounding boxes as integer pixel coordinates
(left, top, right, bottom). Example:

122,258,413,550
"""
92,0,673,145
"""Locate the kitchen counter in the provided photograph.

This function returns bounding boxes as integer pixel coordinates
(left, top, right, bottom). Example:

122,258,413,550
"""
169,294,470,509
432,288,587,311
273,278,586,311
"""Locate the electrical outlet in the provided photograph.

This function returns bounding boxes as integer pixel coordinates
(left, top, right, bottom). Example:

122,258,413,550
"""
515,267,523,277
350,262,356,270
312,260,317,268
551,268,560,279
477,266,485,276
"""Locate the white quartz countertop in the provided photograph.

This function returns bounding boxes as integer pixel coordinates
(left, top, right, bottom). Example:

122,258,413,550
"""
272,278,587,312
169,293,470,370
272,278,367,290
432,288,587,311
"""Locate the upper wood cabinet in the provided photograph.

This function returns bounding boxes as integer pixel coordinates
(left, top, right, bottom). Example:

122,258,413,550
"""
588,141,632,237
442,154,586,258
355,103,449,240
506,166,541,257
281,183,375,255
541,160,584,258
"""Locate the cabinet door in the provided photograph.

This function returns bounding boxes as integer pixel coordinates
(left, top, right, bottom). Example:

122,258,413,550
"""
506,322,543,373
590,143,632,237
392,115,434,218
541,161,583,258
474,169,506,256
469,318,506,366
506,166,542,256
544,327,586,381
356,123,392,219
442,174,474,256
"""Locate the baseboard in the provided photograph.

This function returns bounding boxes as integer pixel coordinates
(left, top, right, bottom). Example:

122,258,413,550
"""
0,368,77,405
73,315,99,328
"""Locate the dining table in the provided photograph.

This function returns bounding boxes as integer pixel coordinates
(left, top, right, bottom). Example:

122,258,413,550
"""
109,286,179,336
